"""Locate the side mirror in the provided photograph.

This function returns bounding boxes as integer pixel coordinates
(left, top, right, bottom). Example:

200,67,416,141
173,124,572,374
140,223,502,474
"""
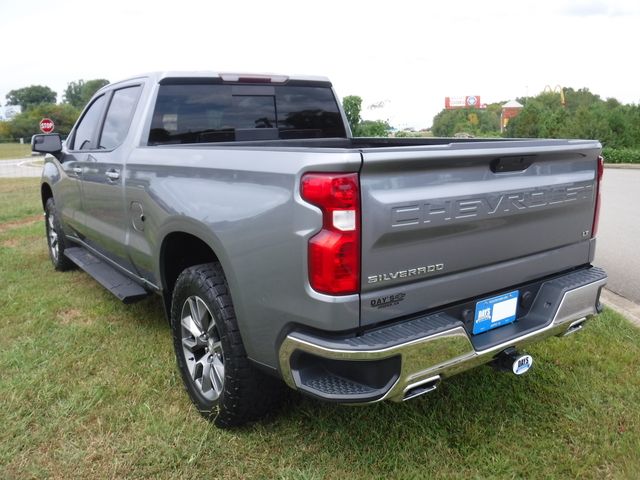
32,134,62,154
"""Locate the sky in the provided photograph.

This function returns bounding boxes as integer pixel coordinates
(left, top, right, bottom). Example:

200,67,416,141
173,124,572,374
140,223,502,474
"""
1,0,639,129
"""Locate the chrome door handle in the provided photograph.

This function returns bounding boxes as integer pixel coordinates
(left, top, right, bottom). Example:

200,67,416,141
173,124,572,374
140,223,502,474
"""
72,167,83,175
105,169,120,180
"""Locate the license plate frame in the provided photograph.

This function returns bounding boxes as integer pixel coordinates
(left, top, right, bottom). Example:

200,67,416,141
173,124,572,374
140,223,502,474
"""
472,290,519,335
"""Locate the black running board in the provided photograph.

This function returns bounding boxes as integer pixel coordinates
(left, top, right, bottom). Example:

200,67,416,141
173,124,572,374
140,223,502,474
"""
64,247,149,304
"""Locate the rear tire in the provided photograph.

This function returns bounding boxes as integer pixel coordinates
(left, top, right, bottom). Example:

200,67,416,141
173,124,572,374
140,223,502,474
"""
44,198,75,271
170,262,285,428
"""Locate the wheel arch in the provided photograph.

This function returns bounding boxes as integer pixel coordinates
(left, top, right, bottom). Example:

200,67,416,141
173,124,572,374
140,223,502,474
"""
160,231,220,295
41,182,53,210
157,225,238,324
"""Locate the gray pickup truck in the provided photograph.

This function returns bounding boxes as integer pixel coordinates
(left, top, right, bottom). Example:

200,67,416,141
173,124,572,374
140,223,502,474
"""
33,72,607,427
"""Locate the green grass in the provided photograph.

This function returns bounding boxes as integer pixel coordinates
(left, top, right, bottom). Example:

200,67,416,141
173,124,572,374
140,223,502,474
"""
0,142,31,160
1,179,639,479
0,178,42,223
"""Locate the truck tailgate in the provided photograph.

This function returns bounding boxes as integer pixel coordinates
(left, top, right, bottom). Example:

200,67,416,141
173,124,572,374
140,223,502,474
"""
359,140,601,326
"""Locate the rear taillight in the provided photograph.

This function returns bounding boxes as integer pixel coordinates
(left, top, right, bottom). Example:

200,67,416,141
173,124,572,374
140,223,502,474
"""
591,155,604,238
301,173,360,295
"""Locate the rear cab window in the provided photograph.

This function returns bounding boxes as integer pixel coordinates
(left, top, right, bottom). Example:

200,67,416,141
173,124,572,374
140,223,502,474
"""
148,81,346,145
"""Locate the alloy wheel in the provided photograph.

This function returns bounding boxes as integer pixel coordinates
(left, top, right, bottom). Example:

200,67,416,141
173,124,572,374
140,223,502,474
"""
180,295,225,401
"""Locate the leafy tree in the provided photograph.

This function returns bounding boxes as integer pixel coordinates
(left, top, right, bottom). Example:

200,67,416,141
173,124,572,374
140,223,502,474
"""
63,81,84,107
432,106,501,137
80,78,109,105
563,88,601,114
0,121,11,141
564,103,610,143
357,120,391,137
506,102,542,138
5,85,57,111
505,87,640,148
342,95,362,134
8,103,80,139
63,79,110,108
341,95,391,137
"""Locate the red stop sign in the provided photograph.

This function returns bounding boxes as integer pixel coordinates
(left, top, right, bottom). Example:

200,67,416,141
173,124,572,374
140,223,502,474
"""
40,118,55,134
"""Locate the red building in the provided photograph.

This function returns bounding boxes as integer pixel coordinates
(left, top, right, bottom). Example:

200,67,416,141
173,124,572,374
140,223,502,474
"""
501,100,523,132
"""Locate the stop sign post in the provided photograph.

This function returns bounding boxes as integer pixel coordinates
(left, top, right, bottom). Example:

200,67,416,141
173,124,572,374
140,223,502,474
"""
40,118,55,134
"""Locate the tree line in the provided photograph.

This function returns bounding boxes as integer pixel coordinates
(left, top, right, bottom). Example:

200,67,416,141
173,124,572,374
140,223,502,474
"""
0,79,109,140
507,88,640,150
431,88,640,149
430,88,640,162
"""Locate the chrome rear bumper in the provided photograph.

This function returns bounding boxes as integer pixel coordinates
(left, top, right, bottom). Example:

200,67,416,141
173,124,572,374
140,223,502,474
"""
278,267,607,403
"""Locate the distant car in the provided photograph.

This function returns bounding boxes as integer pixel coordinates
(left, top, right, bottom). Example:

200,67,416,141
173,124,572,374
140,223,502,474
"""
33,71,607,428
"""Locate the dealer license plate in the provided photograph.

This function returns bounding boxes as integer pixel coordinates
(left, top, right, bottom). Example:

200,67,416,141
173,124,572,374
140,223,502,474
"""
472,290,519,335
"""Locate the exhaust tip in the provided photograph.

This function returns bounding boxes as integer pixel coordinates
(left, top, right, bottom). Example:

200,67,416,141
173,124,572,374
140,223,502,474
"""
561,318,587,337
403,376,440,401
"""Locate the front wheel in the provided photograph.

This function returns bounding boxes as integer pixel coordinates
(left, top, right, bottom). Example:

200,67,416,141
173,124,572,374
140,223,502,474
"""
44,198,75,271
170,262,284,428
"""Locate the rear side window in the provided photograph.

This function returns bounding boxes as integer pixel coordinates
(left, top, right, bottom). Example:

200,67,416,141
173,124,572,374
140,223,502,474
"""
72,95,106,150
148,83,345,145
99,86,142,150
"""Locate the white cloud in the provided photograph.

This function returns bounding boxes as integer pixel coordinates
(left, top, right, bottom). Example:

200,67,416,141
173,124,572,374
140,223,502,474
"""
558,0,640,17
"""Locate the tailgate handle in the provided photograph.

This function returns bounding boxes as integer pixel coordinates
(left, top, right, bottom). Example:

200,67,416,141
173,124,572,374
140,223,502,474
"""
490,156,534,173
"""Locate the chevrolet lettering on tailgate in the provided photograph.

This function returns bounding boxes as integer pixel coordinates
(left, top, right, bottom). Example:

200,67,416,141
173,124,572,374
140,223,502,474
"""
391,182,594,228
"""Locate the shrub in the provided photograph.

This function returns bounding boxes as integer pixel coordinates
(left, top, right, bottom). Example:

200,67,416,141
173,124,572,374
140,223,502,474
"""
0,121,11,141
602,147,640,164
8,103,80,140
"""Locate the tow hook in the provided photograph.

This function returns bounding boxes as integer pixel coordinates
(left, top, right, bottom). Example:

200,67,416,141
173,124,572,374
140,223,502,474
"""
492,348,533,375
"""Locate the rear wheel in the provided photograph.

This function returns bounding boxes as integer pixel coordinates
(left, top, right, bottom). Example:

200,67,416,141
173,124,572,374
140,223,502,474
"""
170,262,285,427
44,198,75,271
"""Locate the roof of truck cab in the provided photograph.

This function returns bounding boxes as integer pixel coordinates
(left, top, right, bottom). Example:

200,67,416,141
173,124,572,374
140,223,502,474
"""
106,71,332,87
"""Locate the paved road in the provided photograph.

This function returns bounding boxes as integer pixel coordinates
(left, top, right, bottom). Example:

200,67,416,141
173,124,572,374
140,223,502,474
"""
0,158,43,178
595,168,640,303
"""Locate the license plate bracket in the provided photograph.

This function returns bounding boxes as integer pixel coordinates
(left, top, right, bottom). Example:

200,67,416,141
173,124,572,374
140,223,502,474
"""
473,290,519,335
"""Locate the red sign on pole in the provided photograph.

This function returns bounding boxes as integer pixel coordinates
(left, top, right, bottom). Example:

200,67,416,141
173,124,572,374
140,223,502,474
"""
39,118,55,134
